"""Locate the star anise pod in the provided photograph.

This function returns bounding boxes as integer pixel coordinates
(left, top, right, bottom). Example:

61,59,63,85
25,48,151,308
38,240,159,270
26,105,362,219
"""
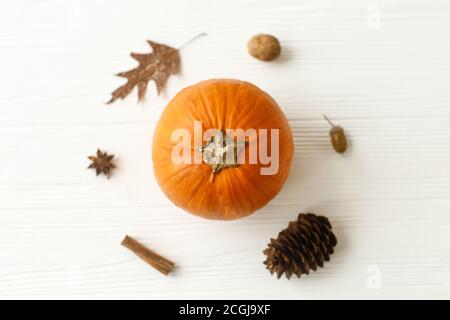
88,149,116,178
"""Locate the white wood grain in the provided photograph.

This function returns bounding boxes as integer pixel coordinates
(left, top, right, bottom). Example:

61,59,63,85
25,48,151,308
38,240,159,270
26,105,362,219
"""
1,0,450,299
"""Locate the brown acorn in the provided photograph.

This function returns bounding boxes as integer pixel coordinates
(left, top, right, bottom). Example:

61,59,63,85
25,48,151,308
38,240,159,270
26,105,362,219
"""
324,115,347,153
263,213,338,279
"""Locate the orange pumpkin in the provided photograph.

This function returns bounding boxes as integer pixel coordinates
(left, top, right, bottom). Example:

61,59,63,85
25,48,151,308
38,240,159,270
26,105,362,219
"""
152,79,294,220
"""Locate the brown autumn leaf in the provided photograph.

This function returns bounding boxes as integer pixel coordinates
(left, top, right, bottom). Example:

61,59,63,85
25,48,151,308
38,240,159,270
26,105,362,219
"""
108,40,181,104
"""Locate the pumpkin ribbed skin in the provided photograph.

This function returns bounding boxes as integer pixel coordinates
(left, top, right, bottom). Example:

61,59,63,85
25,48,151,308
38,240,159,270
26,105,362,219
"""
152,79,294,220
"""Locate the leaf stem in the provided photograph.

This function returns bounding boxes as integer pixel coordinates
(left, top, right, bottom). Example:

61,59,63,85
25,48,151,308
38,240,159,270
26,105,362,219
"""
323,114,335,127
179,32,207,49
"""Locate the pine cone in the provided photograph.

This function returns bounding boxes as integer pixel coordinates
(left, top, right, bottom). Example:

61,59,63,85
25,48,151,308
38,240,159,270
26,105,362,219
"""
263,213,338,279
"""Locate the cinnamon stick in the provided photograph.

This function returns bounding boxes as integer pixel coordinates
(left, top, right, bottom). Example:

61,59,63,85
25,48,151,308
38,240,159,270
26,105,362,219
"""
121,235,175,275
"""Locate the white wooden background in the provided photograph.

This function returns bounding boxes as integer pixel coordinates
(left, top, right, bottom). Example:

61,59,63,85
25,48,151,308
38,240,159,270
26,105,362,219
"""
1,0,450,299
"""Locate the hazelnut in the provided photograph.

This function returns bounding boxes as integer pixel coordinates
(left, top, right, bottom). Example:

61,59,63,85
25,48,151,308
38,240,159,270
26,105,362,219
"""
247,34,281,62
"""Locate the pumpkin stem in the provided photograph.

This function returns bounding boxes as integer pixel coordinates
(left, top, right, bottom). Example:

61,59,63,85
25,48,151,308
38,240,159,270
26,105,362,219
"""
199,129,246,175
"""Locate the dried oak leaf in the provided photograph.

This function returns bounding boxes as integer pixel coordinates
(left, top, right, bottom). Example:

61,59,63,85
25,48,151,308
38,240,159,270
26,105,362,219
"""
108,40,180,104
88,149,116,178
